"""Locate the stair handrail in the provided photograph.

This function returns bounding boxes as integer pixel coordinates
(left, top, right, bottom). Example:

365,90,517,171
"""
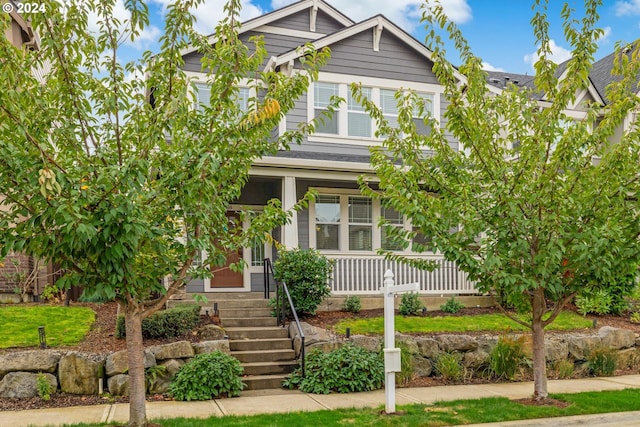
264,257,305,377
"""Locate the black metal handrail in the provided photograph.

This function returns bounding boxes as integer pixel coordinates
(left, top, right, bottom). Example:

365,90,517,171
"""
264,258,305,376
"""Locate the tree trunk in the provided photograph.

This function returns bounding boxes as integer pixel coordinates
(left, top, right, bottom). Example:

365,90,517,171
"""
125,304,147,427
531,288,548,401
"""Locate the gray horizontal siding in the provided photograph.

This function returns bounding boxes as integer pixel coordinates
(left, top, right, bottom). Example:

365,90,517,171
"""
439,94,458,151
186,278,204,293
270,9,347,34
320,30,438,85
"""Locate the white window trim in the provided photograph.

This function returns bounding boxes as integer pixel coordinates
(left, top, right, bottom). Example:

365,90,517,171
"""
307,72,442,146
309,187,427,255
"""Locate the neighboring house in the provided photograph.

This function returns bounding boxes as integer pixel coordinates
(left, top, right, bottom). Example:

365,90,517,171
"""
0,0,54,302
180,0,637,297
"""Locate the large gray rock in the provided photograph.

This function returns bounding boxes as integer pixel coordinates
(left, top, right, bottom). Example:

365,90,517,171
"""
307,341,343,354
545,339,568,363
476,336,499,353
0,351,60,377
415,337,439,360
148,359,185,394
107,374,129,396
412,356,433,377
105,349,156,376
193,340,230,355
567,335,602,361
395,334,419,355
0,372,57,399
348,335,381,353
58,353,102,395
197,325,226,341
291,322,337,357
598,327,636,350
149,341,195,360
616,348,638,370
437,334,478,352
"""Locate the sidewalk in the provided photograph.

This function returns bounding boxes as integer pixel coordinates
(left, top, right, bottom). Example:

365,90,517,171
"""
2,375,640,427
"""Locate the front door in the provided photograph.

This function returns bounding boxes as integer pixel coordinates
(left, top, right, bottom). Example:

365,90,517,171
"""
210,212,244,288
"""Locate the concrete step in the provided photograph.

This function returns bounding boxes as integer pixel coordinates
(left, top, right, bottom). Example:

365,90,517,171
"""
225,327,289,340
219,307,273,318
242,374,289,391
211,298,271,309
232,349,296,363
222,317,278,328
230,338,292,352
241,361,298,376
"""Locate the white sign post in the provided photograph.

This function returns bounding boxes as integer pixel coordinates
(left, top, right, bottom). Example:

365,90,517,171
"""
380,269,419,414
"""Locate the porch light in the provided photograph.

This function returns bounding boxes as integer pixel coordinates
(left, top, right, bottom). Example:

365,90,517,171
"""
213,302,219,317
38,326,46,349
346,327,351,338
422,307,427,316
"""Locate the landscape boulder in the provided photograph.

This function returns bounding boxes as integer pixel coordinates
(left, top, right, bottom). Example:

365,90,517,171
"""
148,359,185,394
598,327,636,350
567,335,602,361
58,353,103,395
193,340,230,355
197,325,226,341
437,334,478,352
149,341,194,360
105,349,156,376
107,374,129,396
0,372,57,399
0,351,60,377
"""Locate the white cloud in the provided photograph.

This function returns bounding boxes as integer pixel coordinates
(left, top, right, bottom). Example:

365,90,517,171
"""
272,0,472,32
597,26,612,46
615,0,640,16
523,39,572,69
482,62,504,72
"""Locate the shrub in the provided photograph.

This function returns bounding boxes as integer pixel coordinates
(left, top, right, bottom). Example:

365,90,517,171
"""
395,341,415,385
283,344,384,394
169,351,244,400
587,346,617,377
489,335,526,379
630,311,640,324
434,352,463,381
343,296,362,313
399,292,422,316
36,373,53,401
553,359,574,379
576,289,613,316
116,304,201,339
273,248,333,315
440,296,465,314
576,276,637,316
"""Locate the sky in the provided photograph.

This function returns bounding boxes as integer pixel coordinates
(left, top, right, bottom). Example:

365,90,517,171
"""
105,0,640,75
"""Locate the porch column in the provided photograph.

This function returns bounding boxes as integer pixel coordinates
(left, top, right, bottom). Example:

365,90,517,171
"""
281,176,299,248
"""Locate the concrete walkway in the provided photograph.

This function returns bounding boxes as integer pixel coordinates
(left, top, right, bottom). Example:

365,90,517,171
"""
1,375,640,427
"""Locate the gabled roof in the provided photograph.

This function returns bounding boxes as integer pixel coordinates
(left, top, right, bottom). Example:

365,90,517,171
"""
180,0,353,57
590,47,640,103
269,13,496,93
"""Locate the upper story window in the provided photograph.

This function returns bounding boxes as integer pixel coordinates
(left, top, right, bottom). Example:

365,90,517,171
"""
314,82,339,134
308,77,439,144
194,82,250,113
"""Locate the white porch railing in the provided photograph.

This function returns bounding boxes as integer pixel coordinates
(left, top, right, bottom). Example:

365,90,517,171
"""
328,254,477,295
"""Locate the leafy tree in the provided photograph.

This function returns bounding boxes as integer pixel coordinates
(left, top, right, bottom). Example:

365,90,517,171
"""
359,0,640,400
0,1,328,425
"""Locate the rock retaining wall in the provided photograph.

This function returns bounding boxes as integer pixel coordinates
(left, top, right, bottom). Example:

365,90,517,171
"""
0,339,230,399
290,323,640,379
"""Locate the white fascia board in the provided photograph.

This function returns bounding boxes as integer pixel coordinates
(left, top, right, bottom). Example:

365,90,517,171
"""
180,0,352,57
256,25,326,40
253,156,374,173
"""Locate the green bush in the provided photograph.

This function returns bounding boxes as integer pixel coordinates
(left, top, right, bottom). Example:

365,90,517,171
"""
116,304,201,339
490,335,526,379
576,276,637,316
553,359,574,379
273,248,333,315
36,372,53,401
395,341,414,385
343,296,362,313
283,344,384,394
576,289,613,316
440,296,465,314
399,292,422,316
434,352,463,381
587,346,617,377
169,351,244,400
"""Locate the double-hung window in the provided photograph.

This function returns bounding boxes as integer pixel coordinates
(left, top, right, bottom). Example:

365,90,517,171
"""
381,206,405,251
347,87,372,137
380,89,399,131
314,82,339,134
348,197,372,251
194,83,250,113
315,195,341,250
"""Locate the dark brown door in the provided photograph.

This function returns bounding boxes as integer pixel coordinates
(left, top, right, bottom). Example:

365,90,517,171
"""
210,212,244,288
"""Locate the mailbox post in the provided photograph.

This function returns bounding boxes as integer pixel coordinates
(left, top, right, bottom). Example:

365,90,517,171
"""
380,269,419,414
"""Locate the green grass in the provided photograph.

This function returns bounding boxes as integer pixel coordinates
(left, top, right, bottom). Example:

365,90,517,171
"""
0,305,95,348
53,388,640,426
333,311,592,335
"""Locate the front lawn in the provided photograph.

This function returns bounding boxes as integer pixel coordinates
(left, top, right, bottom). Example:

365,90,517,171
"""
333,311,593,335
0,305,95,348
